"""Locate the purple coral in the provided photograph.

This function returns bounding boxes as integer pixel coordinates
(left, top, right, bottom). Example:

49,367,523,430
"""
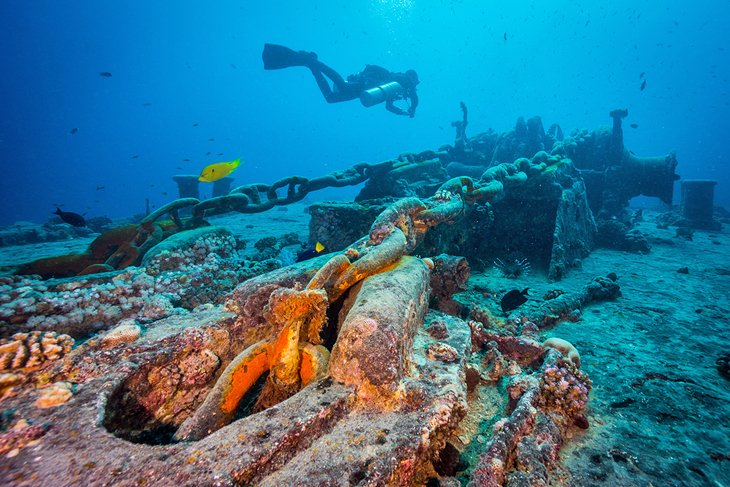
539,359,591,419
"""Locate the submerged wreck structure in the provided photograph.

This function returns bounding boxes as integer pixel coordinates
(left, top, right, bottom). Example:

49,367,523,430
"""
0,108,672,485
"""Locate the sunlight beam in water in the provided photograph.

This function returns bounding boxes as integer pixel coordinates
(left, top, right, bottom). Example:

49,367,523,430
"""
372,0,416,25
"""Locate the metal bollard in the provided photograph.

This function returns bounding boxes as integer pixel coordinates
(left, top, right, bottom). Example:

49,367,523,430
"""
172,175,200,199
680,179,720,229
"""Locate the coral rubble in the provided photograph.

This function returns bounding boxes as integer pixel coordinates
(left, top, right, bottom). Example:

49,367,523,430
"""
1,226,279,340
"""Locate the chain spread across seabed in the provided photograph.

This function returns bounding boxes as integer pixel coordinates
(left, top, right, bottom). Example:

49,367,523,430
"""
105,151,535,276
144,152,443,224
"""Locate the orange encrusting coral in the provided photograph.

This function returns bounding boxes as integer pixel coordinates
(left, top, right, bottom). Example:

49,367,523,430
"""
306,254,351,291
268,319,303,390
220,343,270,414
299,343,330,386
174,288,332,440
299,351,316,386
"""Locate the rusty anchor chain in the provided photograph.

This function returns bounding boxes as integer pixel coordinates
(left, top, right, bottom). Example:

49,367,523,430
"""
106,148,531,276
171,159,537,440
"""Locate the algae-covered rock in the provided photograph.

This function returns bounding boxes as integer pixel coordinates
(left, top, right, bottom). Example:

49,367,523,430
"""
307,200,391,252
142,226,236,266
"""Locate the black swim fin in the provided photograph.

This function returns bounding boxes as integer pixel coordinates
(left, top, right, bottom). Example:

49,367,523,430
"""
262,43,316,70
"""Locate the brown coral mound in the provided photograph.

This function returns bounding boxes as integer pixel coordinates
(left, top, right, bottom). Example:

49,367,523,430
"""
15,253,97,279
14,221,178,278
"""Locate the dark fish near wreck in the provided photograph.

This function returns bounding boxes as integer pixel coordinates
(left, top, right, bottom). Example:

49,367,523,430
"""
53,207,86,227
296,242,325,262
630,123,639,128
500,288,529,313
69,127,78,135
640,79,646,91
99,71,112,77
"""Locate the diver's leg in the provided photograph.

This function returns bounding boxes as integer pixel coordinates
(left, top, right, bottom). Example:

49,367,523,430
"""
263,44,318,70
314,61,347,89
308,61,356,103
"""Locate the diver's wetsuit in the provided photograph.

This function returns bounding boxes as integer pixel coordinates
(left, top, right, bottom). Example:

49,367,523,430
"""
309,61,419,117
262,44,419,117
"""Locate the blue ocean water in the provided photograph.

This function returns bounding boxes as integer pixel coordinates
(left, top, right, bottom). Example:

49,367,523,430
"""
0,0,728,226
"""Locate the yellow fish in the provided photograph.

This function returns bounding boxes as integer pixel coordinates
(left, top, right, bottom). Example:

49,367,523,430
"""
198,158,241,182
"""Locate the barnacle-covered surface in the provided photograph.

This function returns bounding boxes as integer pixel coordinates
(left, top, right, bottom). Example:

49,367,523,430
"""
0,253,471,485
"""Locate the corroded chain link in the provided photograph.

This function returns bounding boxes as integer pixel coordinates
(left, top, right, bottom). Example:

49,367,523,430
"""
100,153,446,270
140,159,403,225
112,151,534,273
306,164,530,301
141,149,454,226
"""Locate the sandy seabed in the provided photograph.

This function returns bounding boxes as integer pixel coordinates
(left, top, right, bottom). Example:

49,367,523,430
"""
509,214,730,486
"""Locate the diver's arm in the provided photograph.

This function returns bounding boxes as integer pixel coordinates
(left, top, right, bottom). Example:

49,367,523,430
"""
407,92,419,117
386,98,408,116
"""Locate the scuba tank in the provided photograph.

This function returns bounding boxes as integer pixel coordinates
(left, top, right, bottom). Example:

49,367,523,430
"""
360,81,403,107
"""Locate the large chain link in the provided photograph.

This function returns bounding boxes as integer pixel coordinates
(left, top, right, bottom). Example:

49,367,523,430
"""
109,151,532,274
100,155,431,270
306,162,532,301
139,160,398,225
140,150,455,226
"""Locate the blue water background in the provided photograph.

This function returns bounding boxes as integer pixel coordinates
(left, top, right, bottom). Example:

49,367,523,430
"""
1,1,728,225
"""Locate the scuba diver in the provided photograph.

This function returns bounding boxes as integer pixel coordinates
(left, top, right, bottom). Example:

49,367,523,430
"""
262,43,419,117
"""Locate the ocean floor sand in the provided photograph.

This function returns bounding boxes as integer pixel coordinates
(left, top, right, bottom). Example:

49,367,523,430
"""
471,211,730,486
